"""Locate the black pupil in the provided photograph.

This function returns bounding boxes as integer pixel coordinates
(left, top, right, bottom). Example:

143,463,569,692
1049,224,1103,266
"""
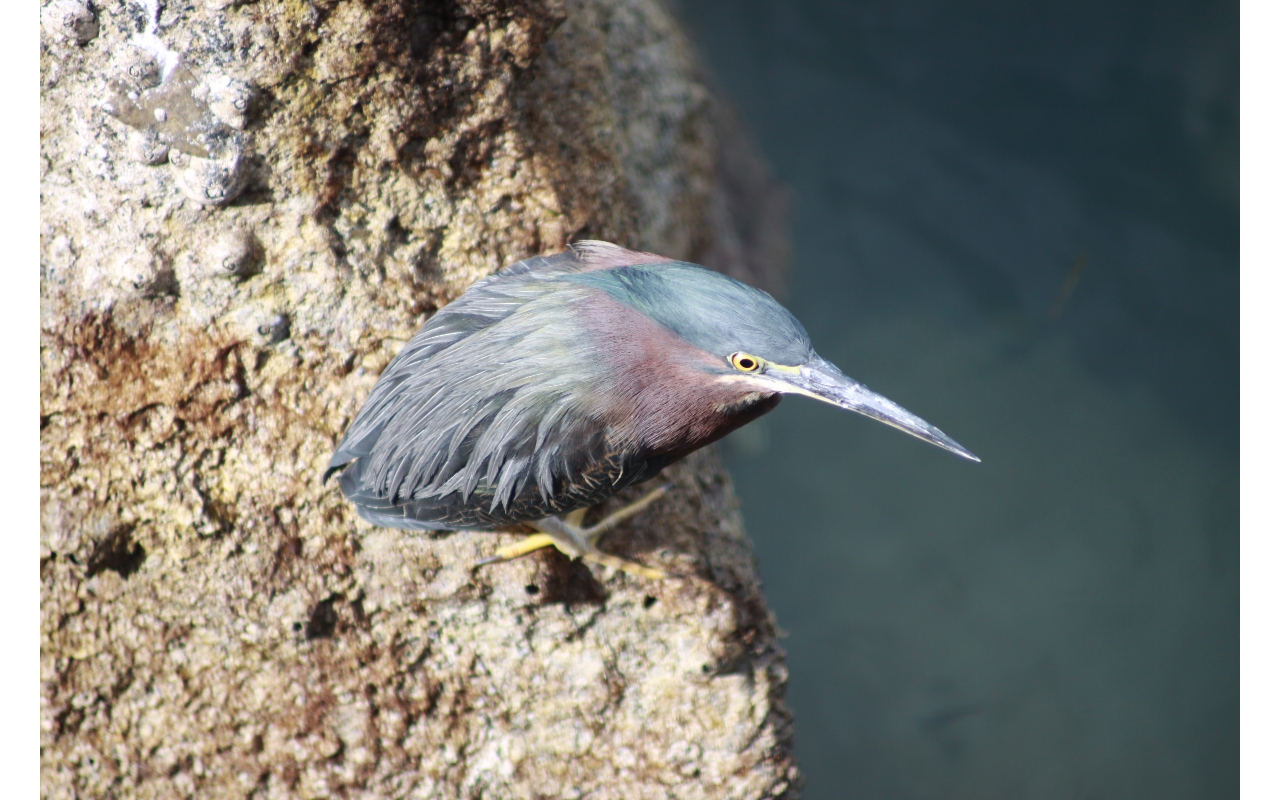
740,357,755,369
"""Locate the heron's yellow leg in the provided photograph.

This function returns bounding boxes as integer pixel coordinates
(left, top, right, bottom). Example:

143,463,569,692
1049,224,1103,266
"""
476,484,671,579
568,484,672,579
474,533,560,567
583,484,670,545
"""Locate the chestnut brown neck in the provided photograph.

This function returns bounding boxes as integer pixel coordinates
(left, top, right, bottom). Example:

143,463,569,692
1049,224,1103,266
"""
576,292,782,462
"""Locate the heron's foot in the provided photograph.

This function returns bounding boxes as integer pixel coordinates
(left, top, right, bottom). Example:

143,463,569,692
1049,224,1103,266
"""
474,485,671,580
475,529,666,580
579,549,667,580
546,484,670,579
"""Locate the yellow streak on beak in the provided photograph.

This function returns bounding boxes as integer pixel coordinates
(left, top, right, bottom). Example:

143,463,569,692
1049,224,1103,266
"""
765,362,803,375
712,369,819,400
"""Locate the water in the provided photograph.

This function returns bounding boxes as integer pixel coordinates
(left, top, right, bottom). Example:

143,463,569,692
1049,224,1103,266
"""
675,1,1239,797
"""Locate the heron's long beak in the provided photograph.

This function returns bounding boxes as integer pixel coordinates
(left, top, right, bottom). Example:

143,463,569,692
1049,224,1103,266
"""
767,358,980,462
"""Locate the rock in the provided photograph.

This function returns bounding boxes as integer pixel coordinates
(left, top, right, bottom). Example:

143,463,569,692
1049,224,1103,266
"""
41,0,99,47
40,0,797,797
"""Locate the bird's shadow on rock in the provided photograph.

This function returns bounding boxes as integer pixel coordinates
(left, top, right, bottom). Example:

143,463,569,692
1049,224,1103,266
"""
530,550,609,609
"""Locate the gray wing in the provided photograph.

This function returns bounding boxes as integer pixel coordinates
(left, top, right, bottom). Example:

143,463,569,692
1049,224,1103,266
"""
326,241,661,478
326,250,580,478
326,246,667,530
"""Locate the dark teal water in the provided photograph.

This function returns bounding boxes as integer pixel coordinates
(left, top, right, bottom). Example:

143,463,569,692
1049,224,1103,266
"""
676,2,1239,797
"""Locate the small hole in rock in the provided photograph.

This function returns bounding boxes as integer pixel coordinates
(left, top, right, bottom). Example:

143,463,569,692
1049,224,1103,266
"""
525,584,539,595
305,596,340,640
86,525,146,580
642,595,657,609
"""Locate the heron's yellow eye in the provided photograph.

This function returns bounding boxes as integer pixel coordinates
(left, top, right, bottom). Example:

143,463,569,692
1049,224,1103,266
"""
729,352,762,373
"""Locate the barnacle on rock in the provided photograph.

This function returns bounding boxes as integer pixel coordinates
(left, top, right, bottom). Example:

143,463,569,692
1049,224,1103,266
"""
119,49,162,90
125,127,170,165
169,137,248,206
209,228,259,278
41,0,99,47
195,72,255,131
228,304,290,345
105,62,254,205
78,246,176,308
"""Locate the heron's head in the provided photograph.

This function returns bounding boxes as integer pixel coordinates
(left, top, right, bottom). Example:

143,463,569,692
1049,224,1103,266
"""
567,260,979,462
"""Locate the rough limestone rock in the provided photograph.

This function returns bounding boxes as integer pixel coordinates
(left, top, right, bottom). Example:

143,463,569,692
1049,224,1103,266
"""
40,0,798,797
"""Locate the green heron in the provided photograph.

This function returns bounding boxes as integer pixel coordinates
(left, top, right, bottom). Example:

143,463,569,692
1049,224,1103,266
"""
326,241,978,578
